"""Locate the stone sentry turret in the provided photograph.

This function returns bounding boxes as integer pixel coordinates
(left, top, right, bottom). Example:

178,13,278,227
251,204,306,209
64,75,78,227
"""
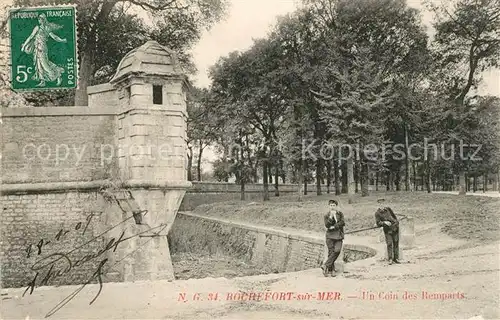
87,40,192,281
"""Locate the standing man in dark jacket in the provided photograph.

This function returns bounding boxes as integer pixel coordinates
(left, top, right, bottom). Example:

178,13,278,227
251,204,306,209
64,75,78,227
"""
323,199,345,277
375,198,400,264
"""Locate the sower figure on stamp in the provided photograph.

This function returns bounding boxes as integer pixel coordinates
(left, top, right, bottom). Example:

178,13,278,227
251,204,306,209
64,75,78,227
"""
322,199,345,277
375,198,400,265
21,13,67,87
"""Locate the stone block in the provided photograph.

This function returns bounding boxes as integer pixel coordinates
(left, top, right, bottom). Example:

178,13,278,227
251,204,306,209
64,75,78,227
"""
129,125,149,137
251,232,266,265
130,167,147,180
167,92,183,105
399,216,415,249
167,116,184,127
129,135,148,146
130,83,150,96
131,94,151,106
165,125,185,138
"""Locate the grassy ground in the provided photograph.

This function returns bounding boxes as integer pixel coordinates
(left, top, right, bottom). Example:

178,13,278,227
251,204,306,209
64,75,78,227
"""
193,191,500,243
171,252,272,280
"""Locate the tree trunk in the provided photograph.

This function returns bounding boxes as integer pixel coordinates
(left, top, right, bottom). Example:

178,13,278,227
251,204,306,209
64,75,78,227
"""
361,162,369,196
354,160,359,193
303,177,308,195
425,157,431,193
395,169,401,191
263,159,270,201
420,167,425,192
197,142,204,182
246,136,256,183
281,160,286,183
346,157,355,202
326,160,332,194
341,160,348,193
253,168,258,183
412,162,417,191
483,174,487,193
334,159,341,196
458,172,466,195
240,135,246,200
473,174,477,192
492,171,498,191
316,158,323,196
74,54,91,106
303,160,308,195
375,170,379,191
240,179,246,200
386,171,391,191
74,1,117,106
294,104,303,200
404,123,410,191
187,147,193,182
297,160,304,201
274,164,279,197
433,177,436,191
497,171,500,193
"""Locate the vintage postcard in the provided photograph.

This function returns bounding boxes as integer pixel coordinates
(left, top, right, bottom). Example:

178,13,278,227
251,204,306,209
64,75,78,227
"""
0,0,499,319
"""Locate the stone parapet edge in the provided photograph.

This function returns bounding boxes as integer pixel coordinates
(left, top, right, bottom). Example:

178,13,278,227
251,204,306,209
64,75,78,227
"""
1,106,186,117
1,180,192,195
1,106,117,117
179,212,380,261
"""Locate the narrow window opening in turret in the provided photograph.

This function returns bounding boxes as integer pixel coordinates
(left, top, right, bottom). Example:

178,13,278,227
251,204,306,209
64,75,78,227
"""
153,85,163,104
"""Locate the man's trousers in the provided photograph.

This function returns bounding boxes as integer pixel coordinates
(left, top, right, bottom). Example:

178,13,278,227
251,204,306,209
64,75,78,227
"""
384,230,399,261
325,238,343,272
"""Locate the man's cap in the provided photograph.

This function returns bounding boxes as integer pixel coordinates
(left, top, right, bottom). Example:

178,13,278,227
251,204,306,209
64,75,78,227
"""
329,199,338,206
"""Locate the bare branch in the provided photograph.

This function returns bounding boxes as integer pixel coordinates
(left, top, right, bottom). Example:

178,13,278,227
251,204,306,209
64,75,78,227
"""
441,5,475,41
124,0,177,11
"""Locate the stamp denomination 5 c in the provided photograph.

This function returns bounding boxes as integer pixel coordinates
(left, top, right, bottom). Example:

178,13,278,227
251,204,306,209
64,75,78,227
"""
9,5,77,91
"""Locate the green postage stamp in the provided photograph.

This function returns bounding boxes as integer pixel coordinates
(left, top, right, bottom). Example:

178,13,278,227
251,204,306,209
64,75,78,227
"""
9,5,78,91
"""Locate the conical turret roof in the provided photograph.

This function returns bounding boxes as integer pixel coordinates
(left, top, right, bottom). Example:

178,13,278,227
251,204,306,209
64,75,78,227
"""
110,40,183,84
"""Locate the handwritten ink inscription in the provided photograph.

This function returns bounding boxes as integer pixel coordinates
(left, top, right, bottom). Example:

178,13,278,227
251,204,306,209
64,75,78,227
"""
22,208,167,318
25,213,95,259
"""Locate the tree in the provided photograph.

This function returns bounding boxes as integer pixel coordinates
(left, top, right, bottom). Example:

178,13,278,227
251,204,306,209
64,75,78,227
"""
208,39,291,201
461,96,500,187
304,0,429,197
186,87,217,181
314,46,395,197
427,0,500,194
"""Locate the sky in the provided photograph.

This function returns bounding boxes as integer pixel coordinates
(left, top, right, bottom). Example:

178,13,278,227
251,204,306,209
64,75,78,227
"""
190,0,499,97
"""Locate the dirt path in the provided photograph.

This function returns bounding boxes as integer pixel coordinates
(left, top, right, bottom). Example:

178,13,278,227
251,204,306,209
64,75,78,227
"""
434,191,500,198
1,226,498,319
